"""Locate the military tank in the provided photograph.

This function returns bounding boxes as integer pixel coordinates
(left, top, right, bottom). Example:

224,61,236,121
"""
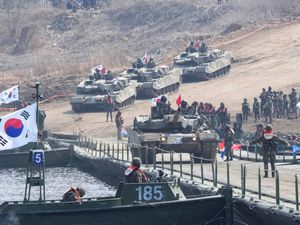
129,107,219,164
70,76,137,112
121,65,182,98
174,48,232,81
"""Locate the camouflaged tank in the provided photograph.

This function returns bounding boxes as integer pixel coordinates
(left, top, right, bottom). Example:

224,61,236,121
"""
70,77,137,112
128,108,219,164
121,65,182,98
174,48,232,81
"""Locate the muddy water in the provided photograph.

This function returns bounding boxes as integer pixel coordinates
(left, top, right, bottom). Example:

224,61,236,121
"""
0,167,116,203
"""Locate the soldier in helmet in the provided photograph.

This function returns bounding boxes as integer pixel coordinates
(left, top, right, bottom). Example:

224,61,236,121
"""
289,88,298,119
216,102,228,128
147,57,156,68
250,124,288,178
242,98,250,123
283,94,289,118
224,124,234,161
157,95,171,117
125,157,148,183
263,96,272,123
253,97,260,122
62,187,85,202
254,123,264,138
259,88,267,113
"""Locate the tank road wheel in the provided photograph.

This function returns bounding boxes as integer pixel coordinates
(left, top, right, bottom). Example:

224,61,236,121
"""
72,104,82,113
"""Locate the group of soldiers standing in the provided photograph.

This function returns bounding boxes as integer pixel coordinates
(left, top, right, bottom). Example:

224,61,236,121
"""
241,87,299,123
156,98,230,130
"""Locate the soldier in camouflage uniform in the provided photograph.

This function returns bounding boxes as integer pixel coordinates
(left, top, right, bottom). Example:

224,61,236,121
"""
250,124,288,178
283,94,289,118
253,97,260,122
224,124,234,161
273,92,279,117
266,86,273,99
242,98,250,122
289,88,298,119
259,88,267,113
277,91,283,118
263,96,272,123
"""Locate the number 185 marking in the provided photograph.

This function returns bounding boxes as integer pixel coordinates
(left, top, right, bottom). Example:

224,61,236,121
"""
135,185,163,201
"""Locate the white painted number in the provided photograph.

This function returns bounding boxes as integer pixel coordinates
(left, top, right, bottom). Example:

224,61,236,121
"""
34,153,43,164
135,185,163,201
153,186,163,200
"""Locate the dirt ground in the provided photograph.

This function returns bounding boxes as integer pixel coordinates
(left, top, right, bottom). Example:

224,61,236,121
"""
40,21,300,138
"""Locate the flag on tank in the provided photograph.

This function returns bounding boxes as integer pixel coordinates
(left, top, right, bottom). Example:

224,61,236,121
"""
151,96,161,106
141,53,149,64
0,85,19,105
0,103,38,151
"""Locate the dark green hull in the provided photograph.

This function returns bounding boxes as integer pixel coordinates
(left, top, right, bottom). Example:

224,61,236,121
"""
0,196,225,225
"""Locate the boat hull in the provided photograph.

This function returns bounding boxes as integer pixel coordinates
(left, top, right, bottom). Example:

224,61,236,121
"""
0,196,225,225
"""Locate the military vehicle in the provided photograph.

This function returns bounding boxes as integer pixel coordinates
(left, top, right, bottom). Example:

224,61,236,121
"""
174,48,232,81
70,77,137,112
121,65,182,98
129,107,219,164
0,149,233,225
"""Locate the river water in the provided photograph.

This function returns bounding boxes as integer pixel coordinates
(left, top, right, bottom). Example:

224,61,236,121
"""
0,167,116,203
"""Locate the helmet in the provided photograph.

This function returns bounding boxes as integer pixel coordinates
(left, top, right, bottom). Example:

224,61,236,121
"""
256,123,263,128
265,124,272,131
132,157,142,168
225,124,231,129
157,169,164,177
292,88,296,91
77,187,85,197
254,97,257,101
160,95,167,103
244,98,247,101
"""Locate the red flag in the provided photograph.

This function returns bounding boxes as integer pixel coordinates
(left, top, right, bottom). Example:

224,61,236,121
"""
176,95,181,106
232,144,242,151
218,141,225,150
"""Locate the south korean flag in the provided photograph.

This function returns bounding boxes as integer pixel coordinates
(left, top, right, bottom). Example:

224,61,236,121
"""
0,85,19,105
0,103,38,150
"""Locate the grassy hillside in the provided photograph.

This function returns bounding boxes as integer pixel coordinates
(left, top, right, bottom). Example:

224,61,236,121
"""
0,0,299,98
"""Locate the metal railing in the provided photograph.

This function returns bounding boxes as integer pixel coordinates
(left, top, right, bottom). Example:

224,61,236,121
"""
72,132,299,211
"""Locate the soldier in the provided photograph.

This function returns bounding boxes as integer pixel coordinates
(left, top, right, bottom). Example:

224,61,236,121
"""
147,58,156,68
277,91,283,118
253,97,260,122
254,123,264,138
259,88,267,113
157,95,171,117
224,124,234,161
191,101,198,115
180,100,190,115
266,86,273,99
250,124,288,178
216,102,228,128
115,111,124,140
62,187,85,202
185,41,197,53
289,88,298,119
105,94,114,122
273,92,279,117
125,157,148,183
263,96,272,123
283,94,289,118
242,98,250,123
